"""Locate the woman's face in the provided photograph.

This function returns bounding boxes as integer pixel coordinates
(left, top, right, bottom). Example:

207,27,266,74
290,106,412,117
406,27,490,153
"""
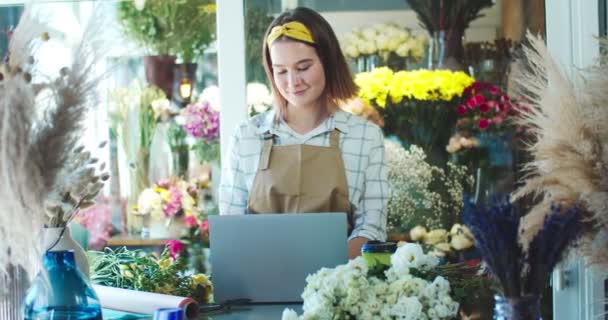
269,39,326,110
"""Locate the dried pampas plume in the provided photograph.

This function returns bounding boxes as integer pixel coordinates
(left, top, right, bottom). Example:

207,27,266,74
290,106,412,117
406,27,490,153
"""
0,4,108,291
510,32,608,265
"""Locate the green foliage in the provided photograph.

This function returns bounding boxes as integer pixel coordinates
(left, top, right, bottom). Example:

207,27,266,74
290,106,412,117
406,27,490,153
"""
245,5,273,83
117,0,216,63
89,247,212,302
192,140,220,163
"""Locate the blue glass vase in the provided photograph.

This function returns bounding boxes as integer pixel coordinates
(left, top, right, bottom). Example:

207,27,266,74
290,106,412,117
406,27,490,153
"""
23,250,102,320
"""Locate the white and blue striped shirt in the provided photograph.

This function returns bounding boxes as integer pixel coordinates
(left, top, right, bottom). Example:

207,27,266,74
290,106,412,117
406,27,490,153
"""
219,109,388,241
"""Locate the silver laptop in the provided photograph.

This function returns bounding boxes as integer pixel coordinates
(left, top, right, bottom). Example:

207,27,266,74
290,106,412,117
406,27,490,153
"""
209,213,348,303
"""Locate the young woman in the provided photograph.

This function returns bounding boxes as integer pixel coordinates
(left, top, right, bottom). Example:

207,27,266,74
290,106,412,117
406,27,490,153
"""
219,7,388,258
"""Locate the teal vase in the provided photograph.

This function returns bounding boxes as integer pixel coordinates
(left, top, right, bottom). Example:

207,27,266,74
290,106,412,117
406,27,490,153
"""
23,251,102,320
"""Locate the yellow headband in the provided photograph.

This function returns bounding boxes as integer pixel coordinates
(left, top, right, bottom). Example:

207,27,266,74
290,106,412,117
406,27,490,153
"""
266,21,315,46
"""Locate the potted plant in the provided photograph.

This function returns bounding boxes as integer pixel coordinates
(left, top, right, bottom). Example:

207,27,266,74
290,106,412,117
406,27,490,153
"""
116,0,216,97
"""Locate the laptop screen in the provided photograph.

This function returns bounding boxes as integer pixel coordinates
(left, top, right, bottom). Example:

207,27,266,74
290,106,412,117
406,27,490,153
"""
209,213,348,303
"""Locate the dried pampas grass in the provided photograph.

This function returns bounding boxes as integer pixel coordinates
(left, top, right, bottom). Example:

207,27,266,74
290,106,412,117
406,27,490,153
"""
510,32,608,265
0,4,108,287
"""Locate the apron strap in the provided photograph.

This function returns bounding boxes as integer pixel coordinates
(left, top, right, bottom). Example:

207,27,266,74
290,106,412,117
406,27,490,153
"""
329,129,340,148
259,131,274,170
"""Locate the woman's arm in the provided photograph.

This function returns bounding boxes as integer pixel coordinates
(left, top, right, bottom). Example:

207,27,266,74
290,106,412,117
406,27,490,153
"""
349,125,389,256
218,128,249,215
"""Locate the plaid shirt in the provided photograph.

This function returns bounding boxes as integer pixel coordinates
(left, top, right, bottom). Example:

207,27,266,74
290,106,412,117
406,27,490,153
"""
219,109,388,241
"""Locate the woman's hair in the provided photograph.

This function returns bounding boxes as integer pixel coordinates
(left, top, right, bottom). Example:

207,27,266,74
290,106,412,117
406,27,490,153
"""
262,7,357,117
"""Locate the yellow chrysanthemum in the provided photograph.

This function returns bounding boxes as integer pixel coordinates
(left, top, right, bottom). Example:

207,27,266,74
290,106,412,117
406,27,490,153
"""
355,68,474,106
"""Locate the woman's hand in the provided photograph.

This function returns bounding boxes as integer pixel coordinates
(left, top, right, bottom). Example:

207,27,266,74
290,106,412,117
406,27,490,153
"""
347,237,369,259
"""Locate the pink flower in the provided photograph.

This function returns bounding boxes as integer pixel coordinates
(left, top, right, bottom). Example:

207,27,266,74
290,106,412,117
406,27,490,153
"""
183,101,220,143
478,118,490,130
457,105,467,115
165,240,184,259
184,215,198,228
479,103,490,113
163,186,183,218
500,95,510,103
466,98,477,108
489,86,499,95
474,94,486,104
200,220,209,231
157,179,170,189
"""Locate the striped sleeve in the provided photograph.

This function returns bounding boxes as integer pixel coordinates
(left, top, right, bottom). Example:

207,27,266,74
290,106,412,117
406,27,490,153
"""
218,125,249,215
349,124,389,241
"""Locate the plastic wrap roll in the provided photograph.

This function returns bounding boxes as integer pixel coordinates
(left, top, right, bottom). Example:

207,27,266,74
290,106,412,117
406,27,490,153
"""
93,285,199,319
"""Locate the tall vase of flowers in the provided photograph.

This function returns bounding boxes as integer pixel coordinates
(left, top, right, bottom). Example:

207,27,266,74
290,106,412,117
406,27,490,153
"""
182,99,220,164
355,67,474,167
408,0,494,70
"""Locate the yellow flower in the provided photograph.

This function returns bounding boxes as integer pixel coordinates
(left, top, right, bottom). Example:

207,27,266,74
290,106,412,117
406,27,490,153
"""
157,258,172,270
423,229,448,245
355,68,474,105
409,226,427,242
199,4,216,14
192,274,212,286
118,264,129,270
121,270,134,278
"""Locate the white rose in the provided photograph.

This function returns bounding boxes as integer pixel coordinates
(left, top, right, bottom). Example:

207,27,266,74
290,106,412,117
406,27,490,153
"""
344,45,359,59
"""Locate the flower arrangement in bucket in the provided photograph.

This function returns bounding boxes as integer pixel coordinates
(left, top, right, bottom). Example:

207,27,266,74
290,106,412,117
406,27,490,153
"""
281,242,491,319
182,98,220,163
356,67,474,166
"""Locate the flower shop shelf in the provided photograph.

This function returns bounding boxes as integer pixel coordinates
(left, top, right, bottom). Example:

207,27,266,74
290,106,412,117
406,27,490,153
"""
106,234,174,248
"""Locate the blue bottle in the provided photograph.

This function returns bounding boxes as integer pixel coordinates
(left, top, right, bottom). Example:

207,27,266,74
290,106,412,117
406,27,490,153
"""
23,250,102,320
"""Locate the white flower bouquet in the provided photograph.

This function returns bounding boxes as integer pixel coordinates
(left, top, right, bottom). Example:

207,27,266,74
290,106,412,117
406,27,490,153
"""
340,23,427,62
282,243,461,320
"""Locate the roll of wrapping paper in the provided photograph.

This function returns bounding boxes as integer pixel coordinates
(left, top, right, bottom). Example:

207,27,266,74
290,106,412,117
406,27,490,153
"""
93,285,199,319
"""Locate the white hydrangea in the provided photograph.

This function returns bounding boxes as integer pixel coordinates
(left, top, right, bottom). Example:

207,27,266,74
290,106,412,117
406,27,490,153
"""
282,243,458,320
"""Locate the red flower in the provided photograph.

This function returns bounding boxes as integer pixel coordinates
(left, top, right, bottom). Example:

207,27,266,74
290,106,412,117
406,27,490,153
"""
479,103,490,113
466,98,477,108
489,86,499,95
500,95,510,103
474,94,486,104
478,118,490,130
497,103,505,112
457,105,467,115
184,215,198,228
165,240,184,259
473,82,483,91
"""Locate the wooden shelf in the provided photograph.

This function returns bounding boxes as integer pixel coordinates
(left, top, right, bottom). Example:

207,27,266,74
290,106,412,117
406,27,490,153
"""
106,234,176,247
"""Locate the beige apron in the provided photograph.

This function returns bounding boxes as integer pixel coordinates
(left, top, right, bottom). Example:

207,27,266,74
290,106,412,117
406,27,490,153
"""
248,129,352,227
